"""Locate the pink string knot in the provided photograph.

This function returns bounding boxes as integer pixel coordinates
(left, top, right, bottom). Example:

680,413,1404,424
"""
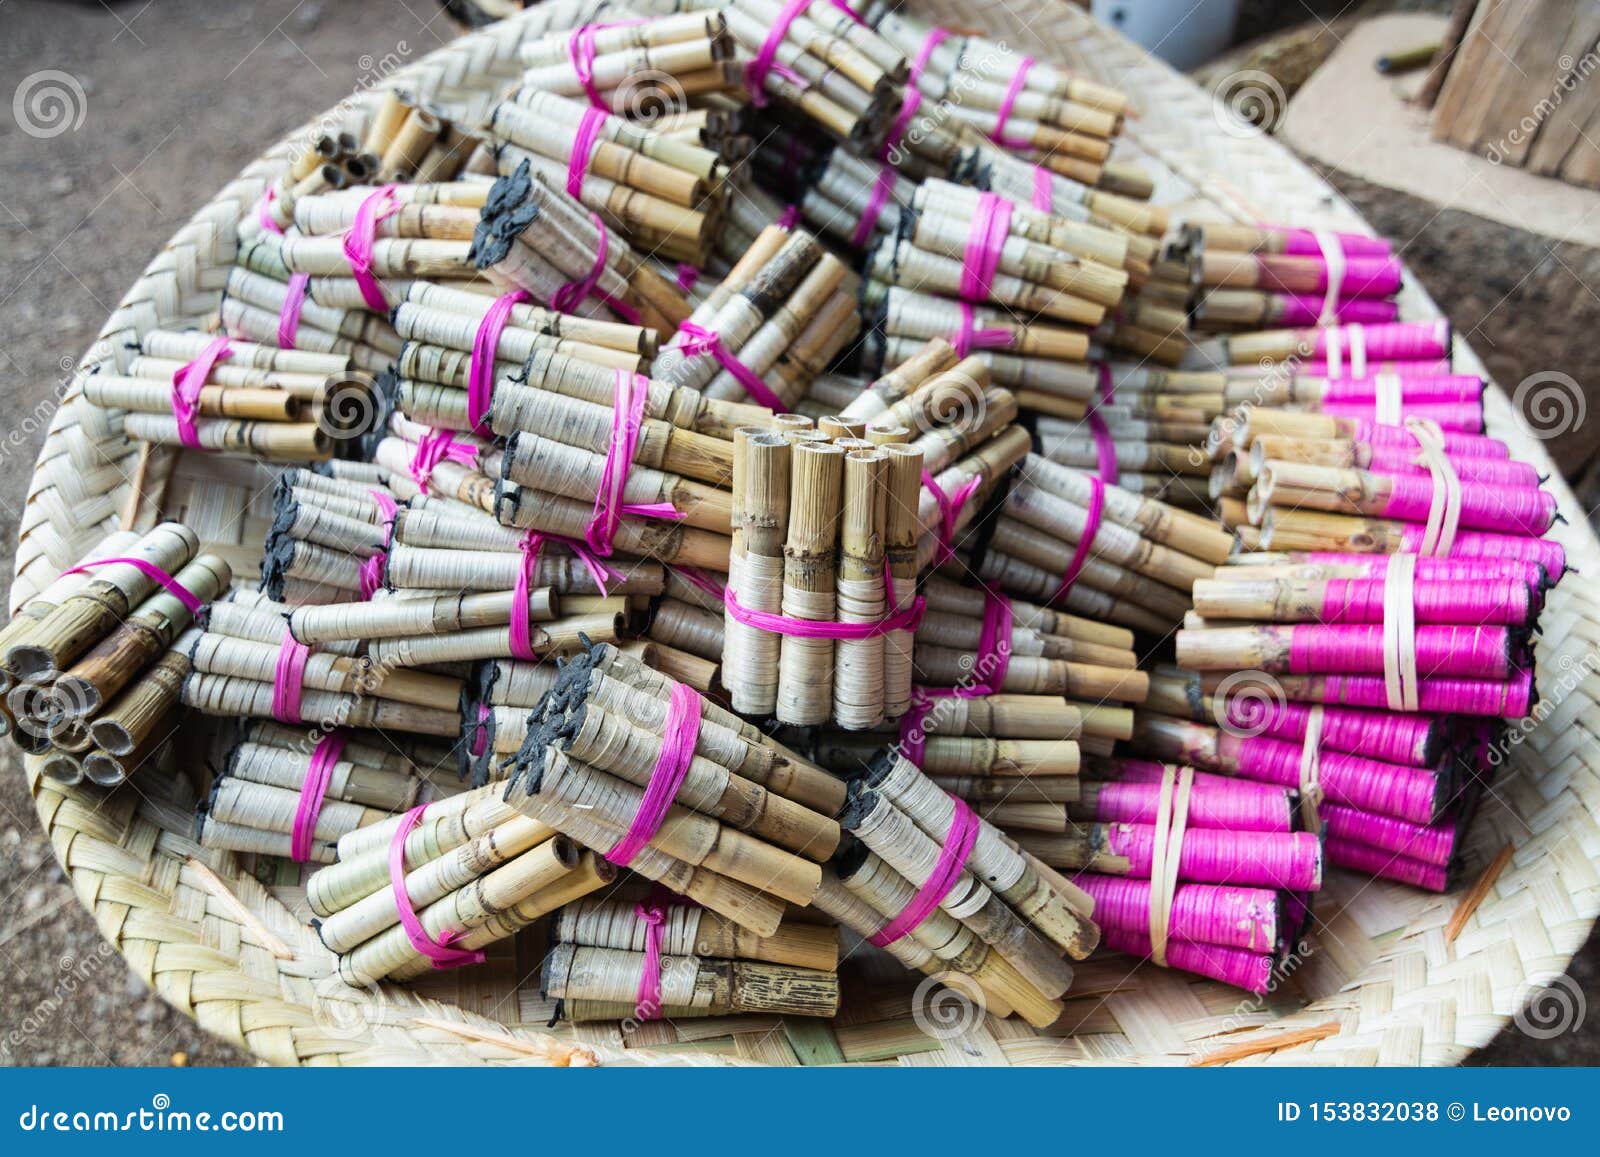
587,370,683,558
277,273,311,350
951,301,1013,358
389,805,487,970
408,429,479,492
606,682,703,867
745,0,814,106
468,289,532,435
342,185,401,312
170,336,234,450
60,557,204,614
923,469,983,569
290,729,347,863
633,902,667,1020
671,322,790,413
958,193,1012,302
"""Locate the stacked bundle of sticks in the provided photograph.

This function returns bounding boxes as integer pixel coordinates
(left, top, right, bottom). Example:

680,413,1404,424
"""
746,120,914,254
652,224,861,413
502,642,849,939
964,453,1237,635
195,722,434,866
489,86,730,266
0,524,229,788
545,887,841,1020
470,160,692,336
252,89,485,240
516,10,746,117
306,782,615,984
1132,668,1490,892
180,582,465,741
259,468,407,605
90,331,359,463
865,6,1147,200
835,749,1099,1025
1180,221,1404,333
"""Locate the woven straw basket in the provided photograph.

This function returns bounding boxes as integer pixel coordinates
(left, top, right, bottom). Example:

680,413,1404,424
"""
15,0,1600,1067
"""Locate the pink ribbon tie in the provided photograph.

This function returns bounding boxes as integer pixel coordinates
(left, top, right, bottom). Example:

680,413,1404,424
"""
870,796,979,946
671,322,790,413
343,185,401,311
408,429,479,492
277,273,310,350
587,370,683,558
606,682,703,866
272,628,311,724
633,903,667,1020
60,557,204,614
468,290,531,435
290,730,347,863
170,336,234,450
993,57,1036,148
959,193,1012,302
1052,473,1105,603
389,805,488,969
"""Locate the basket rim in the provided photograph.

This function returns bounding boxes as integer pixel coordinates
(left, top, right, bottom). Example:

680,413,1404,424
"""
12,0,1600,1067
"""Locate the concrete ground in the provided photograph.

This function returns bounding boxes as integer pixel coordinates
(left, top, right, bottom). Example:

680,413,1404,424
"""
0,0,1593,1066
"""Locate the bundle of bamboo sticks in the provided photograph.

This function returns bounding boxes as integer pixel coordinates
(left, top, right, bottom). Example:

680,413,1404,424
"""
0,524,229,788
489,86,730,265
545,886,841,1020
965,453,1236,634
95,331,359,463
306,781,615,984
258,467,408,605
195,722,440,865
516,10,746,116
652,224,861,413
501,641,849,939
835,748,1099,1024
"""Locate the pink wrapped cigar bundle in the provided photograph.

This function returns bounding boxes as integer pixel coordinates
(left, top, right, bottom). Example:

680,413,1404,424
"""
1076,874,1287,955
1250,670,1534,719
1192,576,1539,627
1198,251,1404,300
1218,552,1552,588
1311,374,1482,404
1224,320,1451,366
1251,461,1555,536
1324,837,1449,892
1101,928,1279,993
1177,622,1521,681
1256,512,1566,578
1251,295,1400,328
1243,440,1541,490
1263,357,1454,378
1218,409,1509,460
1322,803,1457,870
1019,817,1322,890
1123,721,1449,825
1077,765,1293,832
1309,399,1481,431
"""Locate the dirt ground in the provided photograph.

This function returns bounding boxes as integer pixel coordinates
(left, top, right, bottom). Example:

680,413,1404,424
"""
0,0,1593,1066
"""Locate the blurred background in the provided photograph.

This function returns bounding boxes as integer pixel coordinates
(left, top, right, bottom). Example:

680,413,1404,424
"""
0,0,1593,1065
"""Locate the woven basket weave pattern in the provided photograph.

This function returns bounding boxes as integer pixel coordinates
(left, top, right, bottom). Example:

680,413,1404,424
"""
12,0,1600,1066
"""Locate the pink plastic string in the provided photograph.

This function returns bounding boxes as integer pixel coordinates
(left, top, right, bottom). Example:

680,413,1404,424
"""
1086,410,1119,483
1031,165,1054,213
880,90,922,161
550,211,641,324
670,564,727,602
992,57,1035,148
959,193,1012,302
257,187,284,235
633,902,667,1018
725,559,924,639
829,0,867,25
388,805,487,969
565,107,609,199
587,369,684,557
922,469,982,569
471,701,491,759
675,263,700,294
950,301,1013,358
777,203,802,230
467,289,532,435
359,489,398,598
852,166,897,247
276,273,310,350
565,22,642,109
898,587,1014,758
511,532,548,662
342,185,401,311
912,27,950,79
170,336,233,450
606,681,703,866
1051,472,1104,603
60,557,204,614
408,429,478,492
745,0,814,106
869,795,979,946
271,628,311,725
290,729,347,863
671,322,790,413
